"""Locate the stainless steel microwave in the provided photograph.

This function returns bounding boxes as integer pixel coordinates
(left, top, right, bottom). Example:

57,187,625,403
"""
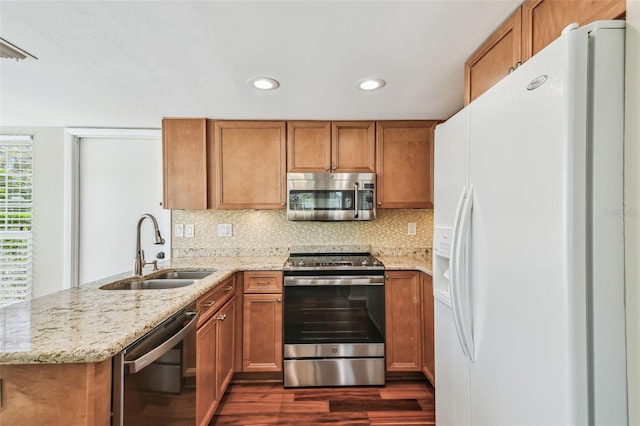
286,173,376,221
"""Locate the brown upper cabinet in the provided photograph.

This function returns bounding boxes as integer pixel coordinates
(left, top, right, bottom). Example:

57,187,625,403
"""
162,118,208,209
211,120,287,209
465,0,625,105
163,118,439,210
287,121,376,173
376,121,438,209
521,0,625,61
464,7,522,106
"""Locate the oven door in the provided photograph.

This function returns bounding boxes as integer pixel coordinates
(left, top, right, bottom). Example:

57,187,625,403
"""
283,274,385,386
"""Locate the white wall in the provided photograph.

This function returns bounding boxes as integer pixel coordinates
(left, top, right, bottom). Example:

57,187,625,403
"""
78,136,169,284
625,1,640,424
0,126,66,298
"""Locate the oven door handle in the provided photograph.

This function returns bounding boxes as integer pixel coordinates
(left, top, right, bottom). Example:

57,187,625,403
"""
124,310,199,374
284,275,385,286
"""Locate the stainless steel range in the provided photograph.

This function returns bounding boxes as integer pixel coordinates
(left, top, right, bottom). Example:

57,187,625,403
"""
282,252,385,387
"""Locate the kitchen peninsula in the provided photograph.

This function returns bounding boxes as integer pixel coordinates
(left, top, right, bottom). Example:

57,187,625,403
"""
0,253,432,425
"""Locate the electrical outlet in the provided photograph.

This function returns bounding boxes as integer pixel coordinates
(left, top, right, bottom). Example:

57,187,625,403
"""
218,223,232,237
408,223,417,236
184,224,195,238
174,224,184,238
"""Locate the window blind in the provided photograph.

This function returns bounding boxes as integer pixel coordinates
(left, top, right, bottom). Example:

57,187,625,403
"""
0,136,33,307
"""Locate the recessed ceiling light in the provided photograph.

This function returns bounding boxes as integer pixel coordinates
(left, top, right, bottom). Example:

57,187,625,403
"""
356,78,386,91
248,77,280,90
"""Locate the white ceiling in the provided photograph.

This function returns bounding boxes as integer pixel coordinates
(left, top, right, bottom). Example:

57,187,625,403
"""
0,0,521,128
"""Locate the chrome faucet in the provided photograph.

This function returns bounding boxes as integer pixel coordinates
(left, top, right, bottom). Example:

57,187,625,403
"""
133,213,165,275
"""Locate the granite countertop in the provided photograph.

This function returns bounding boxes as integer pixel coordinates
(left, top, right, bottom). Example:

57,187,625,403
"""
0,255,431,365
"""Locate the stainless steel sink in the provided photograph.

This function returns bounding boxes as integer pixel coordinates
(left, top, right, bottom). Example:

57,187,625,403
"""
99,269,216,290
101,279,196,290
151,270,216,280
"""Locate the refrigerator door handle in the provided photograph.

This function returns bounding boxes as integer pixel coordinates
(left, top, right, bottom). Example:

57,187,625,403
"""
449,186,470,358
454,185,475,361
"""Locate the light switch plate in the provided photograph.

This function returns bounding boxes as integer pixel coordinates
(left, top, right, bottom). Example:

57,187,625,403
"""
184,224,195,238
408,223,417,236
174,224,184,238
218,223,232,237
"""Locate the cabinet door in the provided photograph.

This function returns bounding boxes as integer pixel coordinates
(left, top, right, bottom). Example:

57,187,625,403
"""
287,121,332,172
521,0,626,61
212,121,286,209
376,121,437,209
196,314,218,426
216,297,235,398
385,271,422,371
243,293,283,372
0,360,111,426
331,121,376,173
464,7,522,105
421,273,435,385
162,118,207,209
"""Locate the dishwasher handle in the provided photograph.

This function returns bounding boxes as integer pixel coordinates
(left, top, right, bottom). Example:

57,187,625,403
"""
124,309,199,374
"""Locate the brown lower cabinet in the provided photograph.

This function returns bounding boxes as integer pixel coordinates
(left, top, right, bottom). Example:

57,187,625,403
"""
194,275,236,426
242,271,283,372
421,272,435,385
385,270,423,371
0,360,112,425
196,296,235,426
384,270,435,385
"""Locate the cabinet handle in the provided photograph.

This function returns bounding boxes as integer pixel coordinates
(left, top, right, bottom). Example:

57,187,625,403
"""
384,275,390,279
277,298,282,303
508,62,522,75
325,165,331,170
257,281,270,285
377,201,382,206
223,285,233,291
217,314,227,321
203,300,215,307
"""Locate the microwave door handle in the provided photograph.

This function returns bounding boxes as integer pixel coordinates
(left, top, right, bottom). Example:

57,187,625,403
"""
354,182,359,218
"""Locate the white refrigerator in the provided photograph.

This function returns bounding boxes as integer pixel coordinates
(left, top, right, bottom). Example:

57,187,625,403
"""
433,21,627,426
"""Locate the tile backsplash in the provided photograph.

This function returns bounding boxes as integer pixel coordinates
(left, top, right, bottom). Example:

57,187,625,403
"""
172,209,433,257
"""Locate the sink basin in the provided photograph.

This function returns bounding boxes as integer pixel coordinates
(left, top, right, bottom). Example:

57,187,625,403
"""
152,270,216,280
101,279,196,290
99,269,216,290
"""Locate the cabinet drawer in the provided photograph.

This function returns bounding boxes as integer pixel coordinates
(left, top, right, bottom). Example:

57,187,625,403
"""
244,271,283,293
197,276,235,326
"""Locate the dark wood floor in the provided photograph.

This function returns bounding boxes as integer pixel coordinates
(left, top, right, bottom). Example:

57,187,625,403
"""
209,380,435,425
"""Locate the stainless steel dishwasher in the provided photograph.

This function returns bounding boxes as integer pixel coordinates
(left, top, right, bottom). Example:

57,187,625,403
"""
111,304,199,426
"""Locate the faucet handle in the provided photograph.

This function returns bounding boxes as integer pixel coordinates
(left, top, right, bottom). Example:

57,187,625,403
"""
143,259,159,271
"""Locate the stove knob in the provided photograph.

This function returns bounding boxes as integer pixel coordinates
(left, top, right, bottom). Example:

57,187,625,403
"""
373,260,379,266
361,259,368,266
298,260,305,267
286,260,294,267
